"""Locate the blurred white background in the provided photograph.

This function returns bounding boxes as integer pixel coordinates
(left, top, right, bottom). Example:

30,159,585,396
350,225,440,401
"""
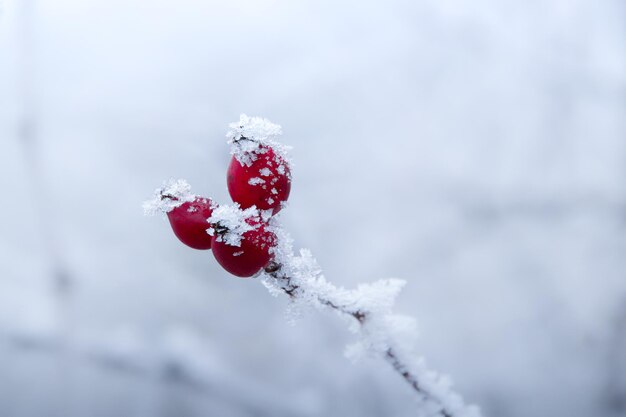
0,0,625,416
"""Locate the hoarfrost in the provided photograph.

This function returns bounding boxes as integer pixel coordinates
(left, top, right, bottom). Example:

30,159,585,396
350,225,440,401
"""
248,177,265,186
227,114,292,167
262,222,481,417
259,167,272,177
142,178,196,216
207,204,258,247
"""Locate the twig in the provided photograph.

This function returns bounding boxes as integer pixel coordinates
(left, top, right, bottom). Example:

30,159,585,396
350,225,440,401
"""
264,262,457,417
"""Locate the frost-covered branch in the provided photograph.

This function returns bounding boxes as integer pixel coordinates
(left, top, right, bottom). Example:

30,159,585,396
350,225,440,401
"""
145,115,481,416
262,224,481,417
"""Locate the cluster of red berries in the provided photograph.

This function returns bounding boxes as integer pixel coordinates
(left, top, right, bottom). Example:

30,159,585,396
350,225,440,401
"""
154,127,291,278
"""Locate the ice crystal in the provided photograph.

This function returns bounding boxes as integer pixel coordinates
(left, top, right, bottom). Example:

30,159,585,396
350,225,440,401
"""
227,114,292,167
143,179,196,216
248,177,265,186
207,204,259,247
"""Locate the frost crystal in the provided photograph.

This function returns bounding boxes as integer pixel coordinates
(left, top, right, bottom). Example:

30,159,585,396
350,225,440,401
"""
248,177,265,186
227,114,292,167
207,204,258,247
142,179,196,216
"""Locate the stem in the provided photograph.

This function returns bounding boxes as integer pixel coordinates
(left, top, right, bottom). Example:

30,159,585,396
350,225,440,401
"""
233,135,256,144
264,262,455,417
160,193,177,201
385,348,453,417
212,223,230,236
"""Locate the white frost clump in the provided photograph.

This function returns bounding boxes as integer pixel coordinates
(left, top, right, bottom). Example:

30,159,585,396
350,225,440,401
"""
143,178,196,216
263,224,405,322
227,114,291,167
248,177,265,186
207,204,258,247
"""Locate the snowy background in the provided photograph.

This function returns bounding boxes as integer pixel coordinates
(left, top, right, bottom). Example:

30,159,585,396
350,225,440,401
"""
1,0,625,416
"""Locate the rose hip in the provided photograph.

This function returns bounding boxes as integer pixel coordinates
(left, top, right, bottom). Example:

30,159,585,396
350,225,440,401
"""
211,219,276,277
227,145,291,214
167,197,215,250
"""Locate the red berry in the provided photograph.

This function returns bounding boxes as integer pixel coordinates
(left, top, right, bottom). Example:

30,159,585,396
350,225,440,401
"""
167,197,214,250
211,220,276,278
227,146,291,214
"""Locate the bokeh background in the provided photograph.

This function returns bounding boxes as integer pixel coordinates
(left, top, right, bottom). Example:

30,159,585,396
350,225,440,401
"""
1,0,625,416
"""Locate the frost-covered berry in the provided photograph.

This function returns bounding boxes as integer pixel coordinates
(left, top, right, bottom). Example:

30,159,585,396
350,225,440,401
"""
143,179,215,250
167,197,215,250
227,145,291,214
208,205,276,277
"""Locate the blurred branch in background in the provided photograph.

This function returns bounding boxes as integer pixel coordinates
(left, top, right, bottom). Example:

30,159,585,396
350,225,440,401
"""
2,325,303,417
17,0,72,295
15,0,76,414
605,297,626,413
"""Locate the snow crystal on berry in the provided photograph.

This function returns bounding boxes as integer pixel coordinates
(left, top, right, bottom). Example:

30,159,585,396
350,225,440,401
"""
259,209,273,223
143,179,196,216
207,204,259,247
227,114,292,167
248,177,265,186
